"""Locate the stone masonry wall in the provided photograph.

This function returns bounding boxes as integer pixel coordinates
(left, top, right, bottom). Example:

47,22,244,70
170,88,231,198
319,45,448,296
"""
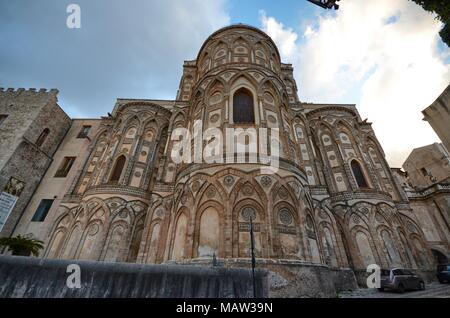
0,255,268,298
0,88,71,237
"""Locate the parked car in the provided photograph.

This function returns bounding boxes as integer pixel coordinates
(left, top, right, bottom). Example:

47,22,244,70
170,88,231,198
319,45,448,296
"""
436,264,450,283
379,268,425,293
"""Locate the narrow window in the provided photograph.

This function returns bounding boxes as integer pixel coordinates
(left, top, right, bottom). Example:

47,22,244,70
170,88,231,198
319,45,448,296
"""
233,88,255,124
54,157,76,178
31,199,54,222
77,125,91,138
0,114,8,127
420,167,428,177
36,128,50,148
110,155,126,183
351,160,368,188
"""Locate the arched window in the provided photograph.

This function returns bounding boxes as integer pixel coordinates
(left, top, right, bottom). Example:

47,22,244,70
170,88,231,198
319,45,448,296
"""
110,155,126,183
233,88,255,124
351,160,368,188
35,128,50,148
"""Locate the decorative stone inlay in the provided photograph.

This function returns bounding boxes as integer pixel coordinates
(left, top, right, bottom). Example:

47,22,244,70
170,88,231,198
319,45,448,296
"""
319,209,328,219
181,195,188,204
210,114,220,123
206,187,216,198
264,93,274,104
155,208,165,218
356,206,370,215
279,209,293,225
375,213,384,223
329,155,336,160
278,225,297,235
192,180,201,192
267,115,277,123
307,171,313,176
224,175,234,186
134,171,141,177
336,176,343,182
241,207,256,221
120,210,128,218
352,214,360,224
141,151,147,156
88,224,100,235
261,176,272,187
242,184,253,195
278,187,288,199
324,137,330,143
209,93,222,104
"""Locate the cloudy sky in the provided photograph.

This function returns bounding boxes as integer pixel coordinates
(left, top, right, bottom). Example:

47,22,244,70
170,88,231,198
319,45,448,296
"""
0,0,449,166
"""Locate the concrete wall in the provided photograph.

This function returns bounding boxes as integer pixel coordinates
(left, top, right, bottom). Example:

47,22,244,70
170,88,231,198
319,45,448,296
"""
0,255,268,298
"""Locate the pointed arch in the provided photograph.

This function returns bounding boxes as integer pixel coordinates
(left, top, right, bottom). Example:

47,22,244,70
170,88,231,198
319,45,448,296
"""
350,159,369,188
109,155,126,183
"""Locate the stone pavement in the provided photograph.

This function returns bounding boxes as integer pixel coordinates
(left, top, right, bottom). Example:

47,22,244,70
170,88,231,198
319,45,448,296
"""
339,282,450,298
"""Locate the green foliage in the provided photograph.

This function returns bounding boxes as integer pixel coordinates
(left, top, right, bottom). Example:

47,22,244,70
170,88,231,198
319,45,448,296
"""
0,235,44,257
410,0,450,46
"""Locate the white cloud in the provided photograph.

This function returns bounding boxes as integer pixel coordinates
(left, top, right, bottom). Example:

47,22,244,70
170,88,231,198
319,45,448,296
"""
260,10,299,60
260,0,450,167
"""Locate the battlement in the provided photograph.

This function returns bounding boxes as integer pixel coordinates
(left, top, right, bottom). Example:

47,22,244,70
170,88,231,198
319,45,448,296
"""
0,87,59,106
0,87,59,94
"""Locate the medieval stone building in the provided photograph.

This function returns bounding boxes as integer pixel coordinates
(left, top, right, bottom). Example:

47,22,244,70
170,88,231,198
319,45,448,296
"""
1,25,448,295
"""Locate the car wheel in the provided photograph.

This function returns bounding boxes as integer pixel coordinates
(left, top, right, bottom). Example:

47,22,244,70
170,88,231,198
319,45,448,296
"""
419,282,425,291
397,284,405,293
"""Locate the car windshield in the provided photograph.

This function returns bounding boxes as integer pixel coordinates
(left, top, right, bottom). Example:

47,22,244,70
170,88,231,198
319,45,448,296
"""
392,269,405,276
402,270,414,275
438,265,450,272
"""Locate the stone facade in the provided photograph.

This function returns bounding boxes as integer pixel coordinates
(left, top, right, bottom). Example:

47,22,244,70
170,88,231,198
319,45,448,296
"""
402,143,450,188
422,84,450,153
393,143,450,265
2,25,448,294
0,88,71,236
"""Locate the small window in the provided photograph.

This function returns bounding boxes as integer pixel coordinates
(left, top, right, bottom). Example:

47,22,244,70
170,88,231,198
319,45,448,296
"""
54,157,76,178
31,199,54,222
0,114,8,126
233,88,255,124
77,125,91,138
420,168,428,177
351,160,369,188
35,128,50,148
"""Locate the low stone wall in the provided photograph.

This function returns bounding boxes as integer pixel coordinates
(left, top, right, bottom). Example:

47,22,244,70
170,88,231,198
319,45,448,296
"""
177,258,358,298
0,256,268,298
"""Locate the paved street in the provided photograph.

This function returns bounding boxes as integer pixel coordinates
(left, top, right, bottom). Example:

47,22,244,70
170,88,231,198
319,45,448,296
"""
339,282,450,298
